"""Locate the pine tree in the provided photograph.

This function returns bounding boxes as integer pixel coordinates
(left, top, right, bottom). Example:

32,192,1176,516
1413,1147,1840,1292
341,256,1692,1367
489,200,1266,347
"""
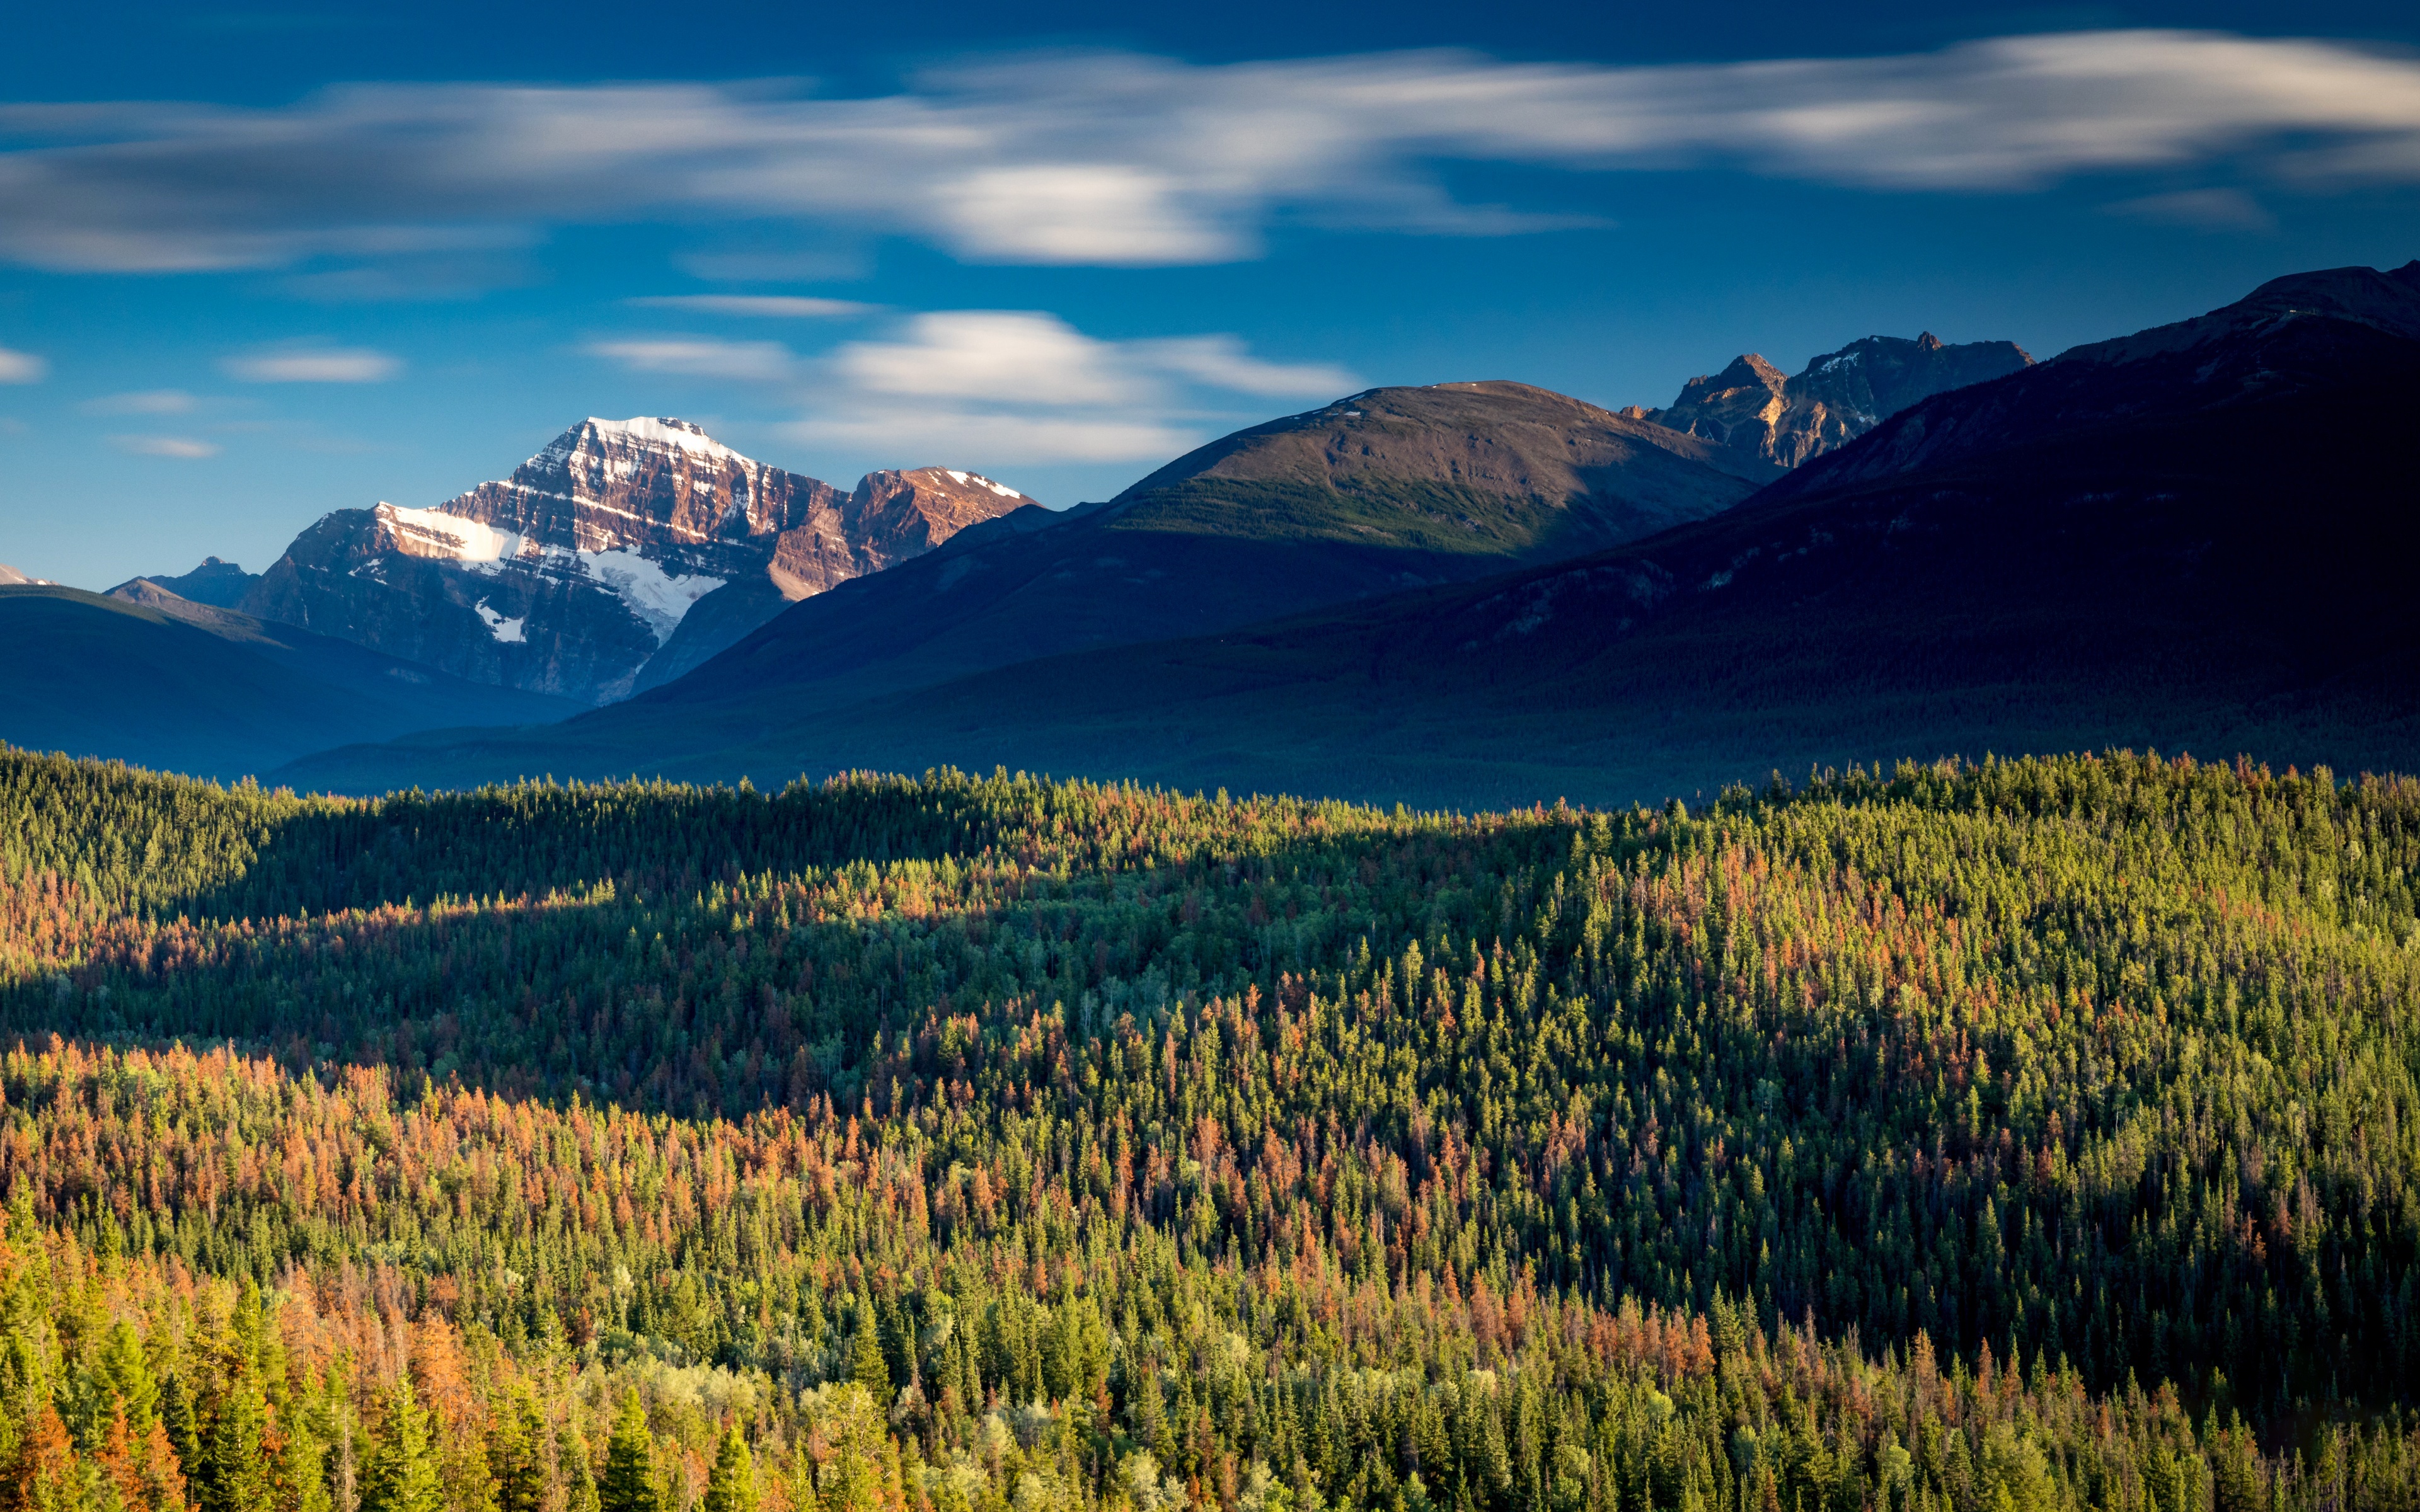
161,1372,203,1491
850,1300,890,1397
599,1390,661,1512
1131,1370,1167,1454
491,1383,549,1512
197,1357,270,1512
358,1378,443,1512
704,1425,759,1512
100,1320,159,1433
562,1424,601,1512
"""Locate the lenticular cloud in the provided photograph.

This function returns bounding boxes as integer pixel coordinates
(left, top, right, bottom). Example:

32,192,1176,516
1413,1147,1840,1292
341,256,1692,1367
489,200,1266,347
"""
3,29,2418,273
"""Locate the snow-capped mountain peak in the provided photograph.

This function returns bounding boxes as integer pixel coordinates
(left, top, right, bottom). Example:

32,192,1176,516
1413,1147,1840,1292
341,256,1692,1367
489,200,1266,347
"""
241,418,1037,704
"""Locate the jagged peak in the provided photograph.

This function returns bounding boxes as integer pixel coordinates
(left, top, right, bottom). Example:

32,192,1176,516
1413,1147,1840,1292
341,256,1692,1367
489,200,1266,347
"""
1708,353,1785,388
896,467,1032,502
529,415,752,470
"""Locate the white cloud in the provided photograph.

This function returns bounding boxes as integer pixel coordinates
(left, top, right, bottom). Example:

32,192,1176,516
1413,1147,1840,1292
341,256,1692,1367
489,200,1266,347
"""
588,338,800,381
1,32,2417,275
788,309,1361,466
222,347,400,382
1129,335,1361,398
80,388,195,415
833,312,1138,406
625,294,879,318
0,346,47,383
110,434,219,458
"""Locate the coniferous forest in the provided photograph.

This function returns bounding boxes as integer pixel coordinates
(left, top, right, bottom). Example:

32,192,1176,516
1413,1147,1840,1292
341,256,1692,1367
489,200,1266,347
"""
4,747,2420,1512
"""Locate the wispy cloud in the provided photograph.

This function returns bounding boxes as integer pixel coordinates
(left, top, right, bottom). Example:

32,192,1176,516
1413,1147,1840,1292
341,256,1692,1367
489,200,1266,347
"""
1127,335,1361,398
625,295,880,318
0,346,47,383
110,434,219,458
80,388,195,415
804,310,1354,464
585,338,801,381
2,31,2417,275
585,306,1360,465
221,346,400,382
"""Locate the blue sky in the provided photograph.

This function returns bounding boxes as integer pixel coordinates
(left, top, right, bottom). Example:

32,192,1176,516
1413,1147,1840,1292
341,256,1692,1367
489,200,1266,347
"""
2,0,2417,588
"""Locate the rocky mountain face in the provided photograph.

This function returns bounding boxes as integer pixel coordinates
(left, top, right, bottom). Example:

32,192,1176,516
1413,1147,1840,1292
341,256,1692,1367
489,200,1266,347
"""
113,557,258,608
241,418,1030,704
1627,333,2033,471
0,564,52,586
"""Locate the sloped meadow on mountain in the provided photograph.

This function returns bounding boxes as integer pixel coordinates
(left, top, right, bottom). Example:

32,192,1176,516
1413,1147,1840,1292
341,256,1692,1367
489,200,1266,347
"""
4,748,2420,1512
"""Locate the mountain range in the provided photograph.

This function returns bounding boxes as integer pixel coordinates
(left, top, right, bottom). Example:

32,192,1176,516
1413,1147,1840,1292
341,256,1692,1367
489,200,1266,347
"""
275,260,2420,805
11,266,2411,805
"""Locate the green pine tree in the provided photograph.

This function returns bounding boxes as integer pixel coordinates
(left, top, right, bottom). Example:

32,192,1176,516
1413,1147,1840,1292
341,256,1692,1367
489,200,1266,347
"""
703,1424,759,1512
161,1373,202,1491
850,1300,890,1397
491,1383,550,1512
198,1357,270,1512
562,1424,602,1512
359,1378,444,1512
599,1390,662,1512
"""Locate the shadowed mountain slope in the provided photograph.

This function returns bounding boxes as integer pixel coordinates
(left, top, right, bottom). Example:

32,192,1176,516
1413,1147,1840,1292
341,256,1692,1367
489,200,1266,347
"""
0,583,580,779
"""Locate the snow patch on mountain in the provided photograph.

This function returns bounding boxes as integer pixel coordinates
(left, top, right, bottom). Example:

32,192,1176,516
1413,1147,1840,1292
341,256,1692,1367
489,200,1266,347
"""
379,503,528,564
473,600,527,643
943,469,1023,499
583,548,725,644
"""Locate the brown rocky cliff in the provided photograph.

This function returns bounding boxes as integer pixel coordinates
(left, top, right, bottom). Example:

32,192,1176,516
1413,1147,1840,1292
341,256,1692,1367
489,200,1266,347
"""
770,467,1035,600
1643,335,2032,470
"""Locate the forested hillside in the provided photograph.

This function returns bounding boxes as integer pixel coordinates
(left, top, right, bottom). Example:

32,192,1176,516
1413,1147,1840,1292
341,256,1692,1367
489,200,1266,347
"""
4,748,2420,1511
